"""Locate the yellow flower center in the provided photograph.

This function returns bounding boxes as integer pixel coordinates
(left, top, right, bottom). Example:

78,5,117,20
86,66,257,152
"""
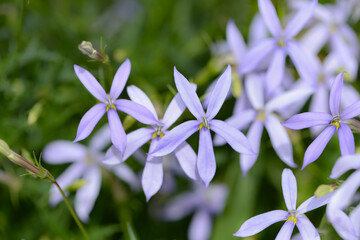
199,117,210,130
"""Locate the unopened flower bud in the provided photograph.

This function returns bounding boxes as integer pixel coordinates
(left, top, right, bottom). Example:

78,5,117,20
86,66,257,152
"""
0,139,11,156
78,41,105,61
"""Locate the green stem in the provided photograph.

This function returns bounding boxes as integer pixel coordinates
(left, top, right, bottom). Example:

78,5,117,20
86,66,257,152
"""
54,181,90,240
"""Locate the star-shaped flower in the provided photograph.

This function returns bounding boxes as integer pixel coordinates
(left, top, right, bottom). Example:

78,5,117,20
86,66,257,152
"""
73,59,160,154
234,168,332,240
150,65,254,186
282,72,360,169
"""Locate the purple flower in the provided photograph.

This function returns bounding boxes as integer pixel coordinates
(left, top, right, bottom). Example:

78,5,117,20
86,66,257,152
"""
282,72,360,169
73,59,160,154
240,0,317,96
43,125,140,222
150,65,254,186
104,85,198,201
162,183,228,240
234,168,332,240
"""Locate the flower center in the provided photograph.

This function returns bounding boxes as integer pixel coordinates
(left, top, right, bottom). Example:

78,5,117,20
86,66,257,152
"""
199,117,210,130
255,110,266,122
106,96,116,111
330,115,341,130
276,34,286,48
152,125,164,138
316,73,326,84
286,209,298,225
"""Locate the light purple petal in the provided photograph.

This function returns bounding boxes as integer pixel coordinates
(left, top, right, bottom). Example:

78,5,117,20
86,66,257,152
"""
122,127,154,161
284,0,318,40
188,209,212,240
330,154,360,179
162,93,187,129
127,85,158,120
174,67,205,120
110,59,131,100
341,84,360,110
114,99,160,125
349,204,360,237
265,48,286,96
341,100,360,120
210,119,254,155
204,184,229,213
275,221,295,240
296,217,320,240
206,65,232,120
198,128,216,187
150,120,199,157
111,164,141,191
327,208,358,240
258,0,282,38
162,192,200,220
74,103,106,142
281,168,297,211
309,85,329,114
142,138,163,201
332,35,357,76
303,125,336,169
282,112,332,130
245,73,265,109
329,72,344,116
240,39,276,74
107,109,126,155
240,120,264,176
102,146,122,166
234,210,288,237
49,163,84,206
338,123,355,156
43,141,87,164
299,23,328,54
226,20,247,63
297,193,333,214
248,13,268,47
73,65,107,102
75,166,101,222
89,124,111,151
265,114,296,168
174,141,199,180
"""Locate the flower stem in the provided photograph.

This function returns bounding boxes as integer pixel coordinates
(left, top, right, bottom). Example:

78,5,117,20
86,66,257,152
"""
54,181,90,240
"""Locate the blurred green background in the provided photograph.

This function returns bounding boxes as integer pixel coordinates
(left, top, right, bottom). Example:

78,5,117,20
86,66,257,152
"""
0,0,358,239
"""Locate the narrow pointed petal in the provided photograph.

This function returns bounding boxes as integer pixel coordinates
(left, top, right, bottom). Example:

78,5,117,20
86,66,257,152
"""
281,168,297,211
309,85,329,114
287,41,316,84
240,120,264,176
174,142,199,180
349,204,360,237
282,112,332,130
127,85,158,120
43,141,87,164
142,138,163,201
226,20,247,62
297,194,333,214
275,221,295,240
296,217,320,240
150,120,199,157
284,0,318,40
265,114,296,168
303,125,336,169
299,23,328,54
74,103,106,142
107,109,126,155
234,210,288,237
210,119,254,155
248,13,268,47
245,74,265,109
265,48,286,96
240,39,276,74
198,128,216,187
188,209,212,240
330,154,360,179
112,164,141,191
74,65,107,102
341,84,360,110
329,72,344,116
162,93,187,129
258,0,282,38
75,166,101,222
327,209,358,240
122,127,154,161
109,59,131,100
114,99,160,125
102,146,122,165
341,100,360,120
338,123,355,156
206,65,232,120
89,124,111,151
162,192,200,220
174,67,205,120
332,35,357,76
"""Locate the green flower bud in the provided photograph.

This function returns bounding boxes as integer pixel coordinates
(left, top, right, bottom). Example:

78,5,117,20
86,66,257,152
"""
78,41,105,61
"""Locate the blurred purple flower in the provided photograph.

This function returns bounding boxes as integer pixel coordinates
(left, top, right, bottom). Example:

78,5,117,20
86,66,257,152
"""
234,168,332,240
283,72,360,169
43,125,140,222
73,59,160,154
150,65,254,186
214,74,313,176
162,183,228,240
104,85,198,201
240,0,317,96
